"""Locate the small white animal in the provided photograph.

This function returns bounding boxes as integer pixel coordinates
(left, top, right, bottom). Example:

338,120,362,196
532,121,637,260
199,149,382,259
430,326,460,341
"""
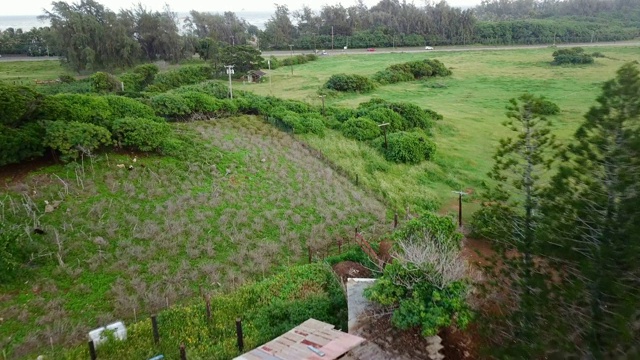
116,164,125,168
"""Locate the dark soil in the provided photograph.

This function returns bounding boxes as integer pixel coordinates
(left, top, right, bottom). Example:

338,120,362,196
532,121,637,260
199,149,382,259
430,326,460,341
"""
332,261,372,282
0,154,56,185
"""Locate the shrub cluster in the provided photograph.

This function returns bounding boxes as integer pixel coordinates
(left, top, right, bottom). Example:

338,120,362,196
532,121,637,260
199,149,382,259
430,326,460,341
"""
372,59,452,85
357,98,442,131
374,131,437,164
90,71,121,93
341,117,381,141
0,82,173,165
120,64,159,93
266,107,325,136
552,47,594,65
146,65,214,93
324,73,376,93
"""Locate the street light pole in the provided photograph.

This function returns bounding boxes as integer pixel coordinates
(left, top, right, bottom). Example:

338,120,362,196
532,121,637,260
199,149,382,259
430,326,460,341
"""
225,65,235,99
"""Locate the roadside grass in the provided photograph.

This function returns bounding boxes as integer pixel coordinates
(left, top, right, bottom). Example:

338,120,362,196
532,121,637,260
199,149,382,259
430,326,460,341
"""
245,46,640,209
0,115,388,359
0,60,70,84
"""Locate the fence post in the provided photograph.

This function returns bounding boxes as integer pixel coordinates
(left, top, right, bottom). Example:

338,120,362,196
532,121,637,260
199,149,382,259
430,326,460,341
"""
180,343,187,360
151,315,160,344
338,239,342,254
394,213,398,228
88,340,97,360
356,174,359,186
308,246,312,264
206,296,212,322
236,318,244,353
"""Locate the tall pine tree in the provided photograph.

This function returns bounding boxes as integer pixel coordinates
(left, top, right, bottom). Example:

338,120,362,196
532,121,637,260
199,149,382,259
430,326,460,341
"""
473,93,561,357
544,62,640,357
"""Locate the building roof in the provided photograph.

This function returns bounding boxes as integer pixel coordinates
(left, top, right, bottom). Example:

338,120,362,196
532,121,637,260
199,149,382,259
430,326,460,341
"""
248,70,267,77
233,318,365,360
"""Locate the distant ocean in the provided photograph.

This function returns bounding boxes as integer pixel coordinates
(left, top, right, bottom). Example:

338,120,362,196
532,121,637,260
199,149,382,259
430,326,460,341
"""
0,11,272,31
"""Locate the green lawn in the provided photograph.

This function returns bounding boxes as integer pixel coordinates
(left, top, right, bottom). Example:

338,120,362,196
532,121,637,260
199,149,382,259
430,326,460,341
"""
242,46,640,213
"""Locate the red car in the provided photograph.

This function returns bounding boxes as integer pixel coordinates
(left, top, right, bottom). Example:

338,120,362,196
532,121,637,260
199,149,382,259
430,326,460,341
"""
366,48,375,52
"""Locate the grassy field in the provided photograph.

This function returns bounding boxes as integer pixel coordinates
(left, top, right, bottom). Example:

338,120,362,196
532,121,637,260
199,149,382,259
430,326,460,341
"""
0,60,71,85
0,116,388,359
242,46,640,214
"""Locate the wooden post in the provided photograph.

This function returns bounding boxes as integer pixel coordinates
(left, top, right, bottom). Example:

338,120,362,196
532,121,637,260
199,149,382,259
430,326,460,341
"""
458,192,463,228
355,174,359,185
151,315,160,344
308,246,312,263
206,296,212,322
319,95,326,116
378,123,390,149
394,213,398,228
88,340,97,360
236,318,244,353
338,239,342,254
180,343,187,360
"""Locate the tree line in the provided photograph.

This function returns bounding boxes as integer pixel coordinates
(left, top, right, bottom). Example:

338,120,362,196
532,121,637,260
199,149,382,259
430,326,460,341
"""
0,0,638,71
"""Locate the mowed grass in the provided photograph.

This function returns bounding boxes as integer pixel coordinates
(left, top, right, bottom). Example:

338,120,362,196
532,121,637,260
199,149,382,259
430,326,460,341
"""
244,46,640,213
0,116,388,359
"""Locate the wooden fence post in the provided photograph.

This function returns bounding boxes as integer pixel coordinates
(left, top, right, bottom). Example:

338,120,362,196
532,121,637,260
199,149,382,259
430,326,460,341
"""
394,213,398,228
151,315,160,344
180,343,187,360
236,318,244,353
88,340,97,360
308,246,312,264
206,296,212,322
356,174,359,185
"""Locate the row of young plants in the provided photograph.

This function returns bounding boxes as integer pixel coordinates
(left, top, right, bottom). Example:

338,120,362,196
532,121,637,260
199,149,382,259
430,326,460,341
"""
323,59,452,93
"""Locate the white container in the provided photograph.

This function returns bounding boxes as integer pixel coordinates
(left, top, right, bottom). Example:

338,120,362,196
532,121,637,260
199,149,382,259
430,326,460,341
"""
88,321,127,346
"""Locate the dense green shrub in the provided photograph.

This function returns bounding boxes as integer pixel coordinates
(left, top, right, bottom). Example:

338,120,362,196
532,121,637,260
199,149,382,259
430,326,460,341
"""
267,107,325,135
372,59,451,85
552,47,594,65
371,69,414,85
0,123,46,166
358,98,442,131
365,213,472,336
0,223,29,282
180,91,225,116
120,64,159,92
341,117,381,141
111,117,171,152
103,96,156,121
36,79,93,95
150,93,191,119
591,51,605,58
90,72,121,93
58,74,76,84
359,107,405,131
146,65,213,93
327,107,357,123
43,121,112,160
0,83,43,127
532,97,561,115
324,73,376,93
374,131,436,164
173,81,229,99
37,94,113,127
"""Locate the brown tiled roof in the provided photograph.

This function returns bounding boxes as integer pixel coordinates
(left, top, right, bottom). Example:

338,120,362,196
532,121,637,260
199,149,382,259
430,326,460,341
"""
234,318,365,360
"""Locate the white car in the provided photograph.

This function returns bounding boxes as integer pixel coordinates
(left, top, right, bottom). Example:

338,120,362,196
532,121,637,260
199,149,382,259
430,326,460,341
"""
425,46,434,50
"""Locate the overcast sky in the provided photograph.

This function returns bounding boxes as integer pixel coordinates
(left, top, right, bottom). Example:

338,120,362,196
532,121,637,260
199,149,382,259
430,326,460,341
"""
5,0,480,16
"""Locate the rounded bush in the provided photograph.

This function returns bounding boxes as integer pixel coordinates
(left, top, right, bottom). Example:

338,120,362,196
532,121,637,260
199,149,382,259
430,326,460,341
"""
103,95,156,122
43,121,112,160
173,81,229,99
90,72,121,93
37,94,113,127
341,117,381,141
0,83,43,127
324,73,376,93
179,91,224,115
374,131,436,164
111,117,171,152
150,93,191,119
0,123,46,166
361,108,404,131
532,98,561,115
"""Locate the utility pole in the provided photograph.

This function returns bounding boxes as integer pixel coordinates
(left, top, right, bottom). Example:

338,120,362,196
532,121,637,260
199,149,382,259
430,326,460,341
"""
225,65,234,99
378,123,390,149
268,59,272,95
331,26,334,50
318,95,326,115
230,35,235,46
452,191,468,228
289,44,294,76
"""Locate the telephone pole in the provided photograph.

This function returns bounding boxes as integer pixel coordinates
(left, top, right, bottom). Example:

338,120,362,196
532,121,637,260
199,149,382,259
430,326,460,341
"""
331,26,334,50
225,65,235,99
289,45,294,76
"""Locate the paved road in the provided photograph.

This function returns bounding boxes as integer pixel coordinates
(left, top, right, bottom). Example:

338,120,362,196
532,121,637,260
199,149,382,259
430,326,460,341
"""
0,41,637,62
